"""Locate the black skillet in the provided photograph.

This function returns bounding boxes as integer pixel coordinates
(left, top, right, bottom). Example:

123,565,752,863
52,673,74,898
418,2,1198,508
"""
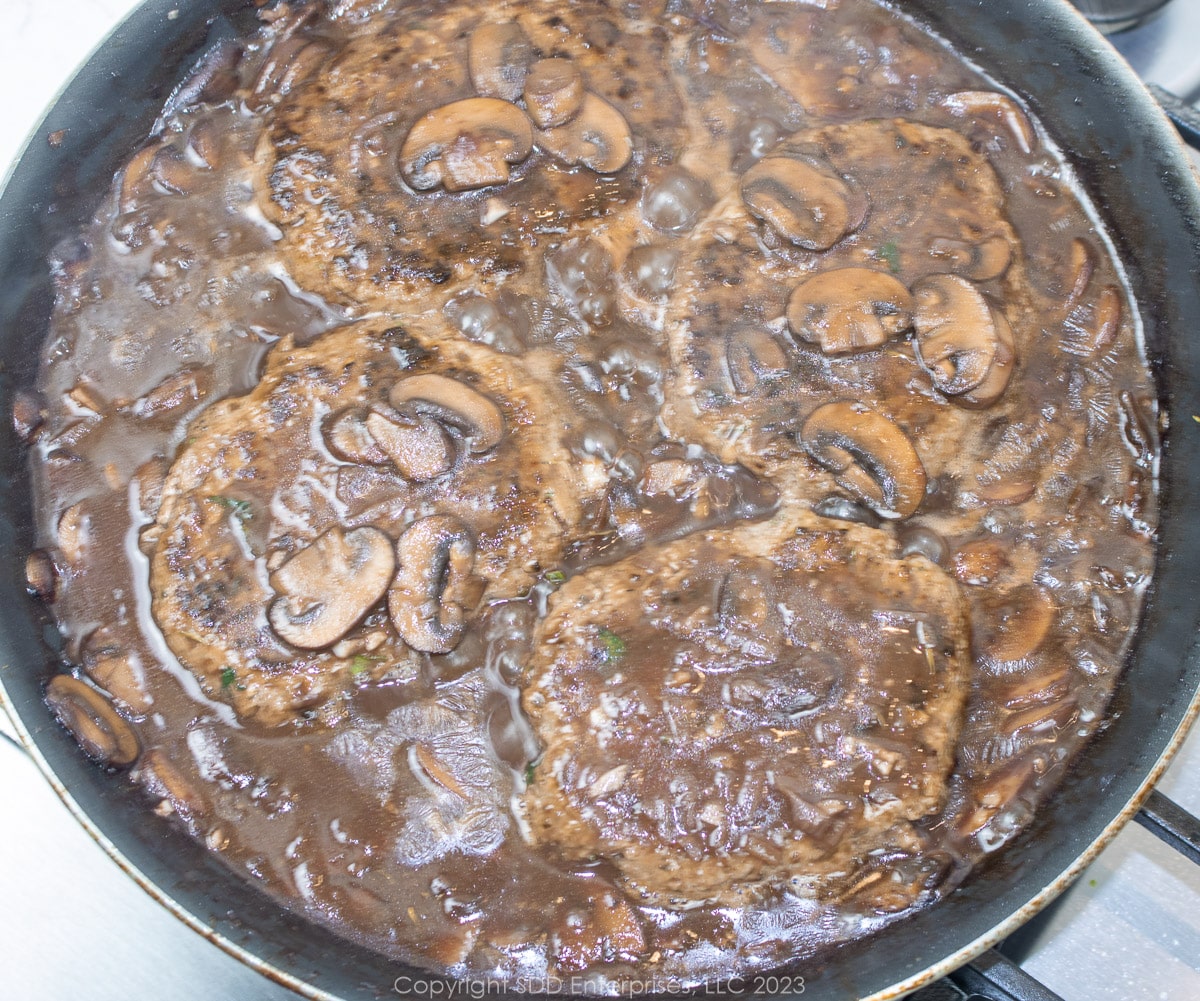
2,1,1199,998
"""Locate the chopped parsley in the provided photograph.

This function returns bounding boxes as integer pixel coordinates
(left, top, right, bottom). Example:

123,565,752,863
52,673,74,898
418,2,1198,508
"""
220,666,237,689
597,627,627,664
523,759,539,786
207,495,252,521
877,241,901,274
350,654,382,677
544,569,566,584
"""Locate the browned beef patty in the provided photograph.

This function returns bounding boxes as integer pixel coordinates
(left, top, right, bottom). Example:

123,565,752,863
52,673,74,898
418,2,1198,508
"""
521,508,970,905
661,119,1031,509
260,0,687,313
147,317,581,726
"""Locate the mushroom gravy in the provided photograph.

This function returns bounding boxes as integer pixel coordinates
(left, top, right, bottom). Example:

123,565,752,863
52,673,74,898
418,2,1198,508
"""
24,0,1160,988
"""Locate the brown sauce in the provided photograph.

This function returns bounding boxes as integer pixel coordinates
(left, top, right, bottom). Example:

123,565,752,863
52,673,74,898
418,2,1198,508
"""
25,0,1159,988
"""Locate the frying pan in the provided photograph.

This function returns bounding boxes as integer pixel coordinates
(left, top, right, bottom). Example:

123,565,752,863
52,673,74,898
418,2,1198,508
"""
2,1,1199,998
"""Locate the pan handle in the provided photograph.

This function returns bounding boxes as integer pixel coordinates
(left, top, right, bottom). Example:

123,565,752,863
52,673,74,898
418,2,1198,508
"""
1149,83,1200,150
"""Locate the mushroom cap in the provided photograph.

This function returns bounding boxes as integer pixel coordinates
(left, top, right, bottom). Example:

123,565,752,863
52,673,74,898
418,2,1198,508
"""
45,674,141,767
269,526,395,649
957,307,1016,409
536,93,633,175
365,409,456,481
523,58,585,129
389,515,476,654
388,373,504,454
928,234,1012,282
801,401,927,519
399,97,534,193
726,327,792,395
740,155,867,250
973,584,1056,664
941,89,1036,156
323,406,389,465
468,21,533,102
787,268,914,354
912,273,1014,407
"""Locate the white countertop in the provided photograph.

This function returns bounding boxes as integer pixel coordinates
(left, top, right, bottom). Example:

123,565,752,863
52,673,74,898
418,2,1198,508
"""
1,3,1199,1001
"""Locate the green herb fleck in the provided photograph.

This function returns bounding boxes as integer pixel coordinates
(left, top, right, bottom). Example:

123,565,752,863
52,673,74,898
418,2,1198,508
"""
878,241,901,274
207,495,252,521
597,627,627,664
544,569,566,584
1088,877,1099,888
220,666,237,689
350,654,382,677
524,760,538,786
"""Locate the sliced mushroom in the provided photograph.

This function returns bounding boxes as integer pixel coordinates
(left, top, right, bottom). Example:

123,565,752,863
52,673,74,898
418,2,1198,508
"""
813,494,881,528
324,407,390,465
140,748,207,819
400,98,534,193
786,268,913,355
389,515,476,653
150,147,198,197
119,144,161,211
269,526,395,649
941,90,1036,155
132,366,212,418
1064,237,1095,312
45,675,140,767
912,274,1015,408
973,477,1036,507
389,374,504,454
1074,285,1122,356
132,457,169,521
57,501,91,565
953,540,1009,586
974,585,1056,664
550,890,645,973
740,155,866,250
536,93,633,174
523,58,584,128
801,401,927,519
365,410,456,481
928,234,1012,282
25,550,57,602
82,625,151,713
11,388,47,443
958,308,1016,409
726,328,791,395
468,21,533,102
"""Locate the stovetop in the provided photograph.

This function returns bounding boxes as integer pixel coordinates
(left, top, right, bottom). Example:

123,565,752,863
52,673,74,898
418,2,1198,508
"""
1,2,1199,999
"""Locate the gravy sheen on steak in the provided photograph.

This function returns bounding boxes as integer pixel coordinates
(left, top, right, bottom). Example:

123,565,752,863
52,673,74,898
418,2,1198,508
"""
523,510,970,906
146,317,582,725
27,0,1160,986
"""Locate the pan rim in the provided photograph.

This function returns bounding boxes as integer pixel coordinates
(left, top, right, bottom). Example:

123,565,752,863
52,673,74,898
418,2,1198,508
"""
2,0,1200,997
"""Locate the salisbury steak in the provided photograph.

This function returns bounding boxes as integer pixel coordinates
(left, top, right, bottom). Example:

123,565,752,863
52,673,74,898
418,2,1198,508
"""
262,0,687,313
147,317,581,726
521,508,970,905
662,119,1029,509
